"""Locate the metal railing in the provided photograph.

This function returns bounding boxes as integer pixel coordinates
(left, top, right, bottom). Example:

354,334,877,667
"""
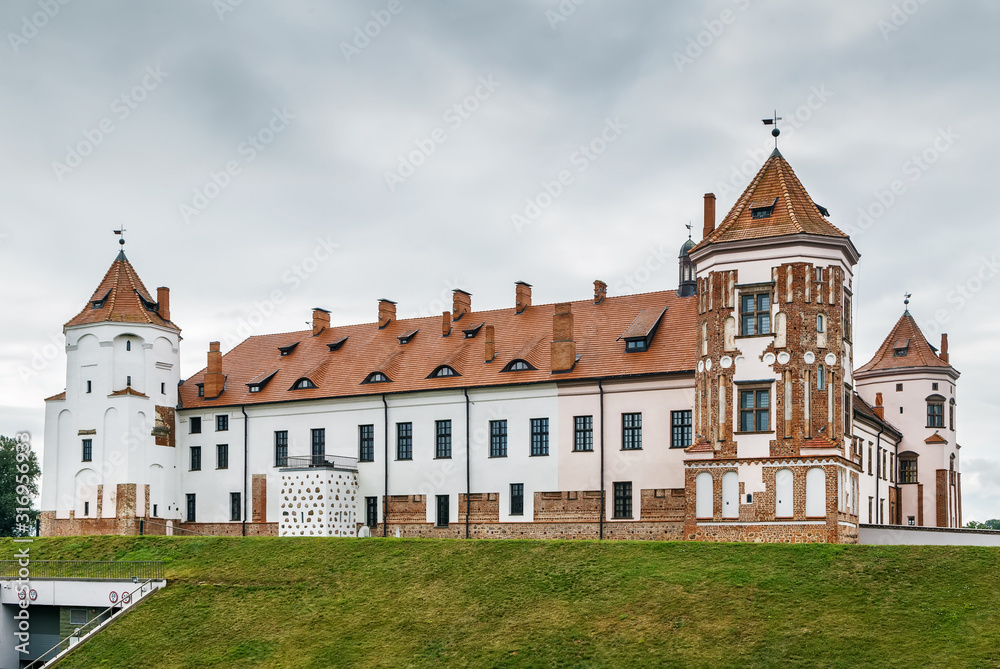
0,560,164,581
25,578,160,668
280,454,358,470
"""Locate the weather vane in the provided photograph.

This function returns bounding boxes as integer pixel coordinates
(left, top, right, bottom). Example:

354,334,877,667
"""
762,110,782,149
685,221,692,239
904,292,911,311
113,227,126,249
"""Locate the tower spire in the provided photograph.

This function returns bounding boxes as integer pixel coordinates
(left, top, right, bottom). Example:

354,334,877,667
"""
113,227,127,258
762,110,782,152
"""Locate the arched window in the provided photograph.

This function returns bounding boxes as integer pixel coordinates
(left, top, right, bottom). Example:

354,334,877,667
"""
817,364,826,390
696,472,713,519
362,372,390,384
806,467,826,517
126,340,131,351
502,359,534,372
926,394,945,428
899,452,918,484
775,468,793,518
816,314,825,333
290,378,317,390
429,365,459,378
722,471,739,519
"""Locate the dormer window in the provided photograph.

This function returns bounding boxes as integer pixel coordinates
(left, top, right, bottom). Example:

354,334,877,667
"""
327,337,348,352
502,359,534,372
620,307,666,353
462,323,484,339
362,372,390,384
398,329,418,345
246,370,278,394
750,198,777,219
91,290,111,310
136,290,158,311
197,384,204,398
893,339,910,357
290,378,317,390
429,365,459,378
625,339,647,352
278,342,300,356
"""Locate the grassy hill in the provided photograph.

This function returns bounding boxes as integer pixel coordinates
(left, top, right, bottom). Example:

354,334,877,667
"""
5,536,1000,668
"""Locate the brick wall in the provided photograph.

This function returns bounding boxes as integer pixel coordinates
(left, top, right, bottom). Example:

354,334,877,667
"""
457,493,499,523
533,490,601,521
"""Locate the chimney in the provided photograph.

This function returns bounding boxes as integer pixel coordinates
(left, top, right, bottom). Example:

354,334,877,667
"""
204,341,224,398
452,289,471,321
156,287,170,322
873,392,884,420
515,281,532,314
442,310,451,337
551,302,575,372
484,325,495,362
703,193,716,239
594,280,607,304
312,308,330,336
940,333,949,364
378,299,396,329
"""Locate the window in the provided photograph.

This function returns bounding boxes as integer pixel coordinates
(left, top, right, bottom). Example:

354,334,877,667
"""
949,399,955,430
216,415,228,432
197,385,204,398
896,383,903,391
431,365,459,378
436,495,449,527
899,454,918,484
363,372,390,384
502,359,534,372
274,431,288,467
574,416,593,452
190,446,201,471
292,378,317,390
153,504,158,517
358,425,374,462
312,428,326,464
230,492,241,521
908,516,915,526
126,340,131,351
396,422,412,460
622,413,642,450
510,483,524,515
82,439,92,462
613,482,632,519
190,417,201,434
217,444,229,469
490,420,507,458
740,293,771,335
530,418,549,456
83,501,89,516
70,609,88,625
816,314,825,333
739,389,770,432
671,410,692,448
817,364,826,390
927,401,944,428
625,339,647,352
186,493,196,522
868,445,873,475
161,382,166,395
86,380,92,394
365,497,378,528
126,375,132,386
436,420,452,458
932,382,939,391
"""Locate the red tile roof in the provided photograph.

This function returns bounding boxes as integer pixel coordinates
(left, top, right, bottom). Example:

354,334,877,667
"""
925,432,948,445
44,391,66,402
109,387,148,398
851,393,902,438
855,311,951,374
179,290,697,408
65,252,178,331
692,149,847,252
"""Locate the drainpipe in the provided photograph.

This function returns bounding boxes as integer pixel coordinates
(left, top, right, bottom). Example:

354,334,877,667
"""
382,394,389,537
599,379,605,540
241,405,248,537
893,428,899,525
465,388,471,539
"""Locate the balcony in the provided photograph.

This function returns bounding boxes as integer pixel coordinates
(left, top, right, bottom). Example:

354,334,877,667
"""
279,454,358,471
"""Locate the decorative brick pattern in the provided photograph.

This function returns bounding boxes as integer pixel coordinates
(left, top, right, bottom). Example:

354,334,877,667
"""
533,490,601,521
279,470,358,537
458,493,500,523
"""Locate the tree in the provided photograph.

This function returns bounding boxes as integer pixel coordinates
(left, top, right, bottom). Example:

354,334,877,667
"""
0,434,41,537
965,519,1000,530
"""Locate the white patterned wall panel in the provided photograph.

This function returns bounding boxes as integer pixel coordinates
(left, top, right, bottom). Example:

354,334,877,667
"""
279,469,359,537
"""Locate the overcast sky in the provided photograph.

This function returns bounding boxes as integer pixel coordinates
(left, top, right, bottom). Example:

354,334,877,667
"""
1,1,997,521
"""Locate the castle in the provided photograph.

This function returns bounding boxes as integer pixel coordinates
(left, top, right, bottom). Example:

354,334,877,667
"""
40,147,963,542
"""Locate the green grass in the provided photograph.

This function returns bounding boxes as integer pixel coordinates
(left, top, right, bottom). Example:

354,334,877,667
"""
3,537,999,668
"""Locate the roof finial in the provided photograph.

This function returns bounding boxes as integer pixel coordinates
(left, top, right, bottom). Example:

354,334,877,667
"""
762,110,782,150
685,221,692,239
113,227,126,248
903,292,911,312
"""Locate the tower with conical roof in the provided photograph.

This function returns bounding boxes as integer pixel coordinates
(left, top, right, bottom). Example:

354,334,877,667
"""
41,248,181,535
855,307,962,527
682,148,862,543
